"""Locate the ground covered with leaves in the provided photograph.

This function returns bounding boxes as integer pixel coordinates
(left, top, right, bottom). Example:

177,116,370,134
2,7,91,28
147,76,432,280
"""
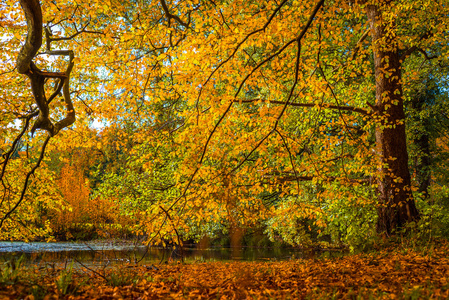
1,244,449,299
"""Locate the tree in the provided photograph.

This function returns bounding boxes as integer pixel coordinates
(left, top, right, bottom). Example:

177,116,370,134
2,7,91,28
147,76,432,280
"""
364,1,420,233
2,0,449,242
0,0,76,231
142,0,445,236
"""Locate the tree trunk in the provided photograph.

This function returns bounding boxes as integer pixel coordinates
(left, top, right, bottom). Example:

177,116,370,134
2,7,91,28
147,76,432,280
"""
366,2,420,234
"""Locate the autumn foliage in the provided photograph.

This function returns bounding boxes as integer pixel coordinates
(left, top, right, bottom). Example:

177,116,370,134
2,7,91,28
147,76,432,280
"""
49,164,90,238
47,163,131,240
1,0,449,248
2,0,449,297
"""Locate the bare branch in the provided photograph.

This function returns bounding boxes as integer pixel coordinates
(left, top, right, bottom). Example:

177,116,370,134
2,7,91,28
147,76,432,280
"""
160,0,189,27
0,115,33,181
276,175,369,184
275,129,300,195
159,205,184,262
45,26,104,51
195,0,290,109
400,31,434,61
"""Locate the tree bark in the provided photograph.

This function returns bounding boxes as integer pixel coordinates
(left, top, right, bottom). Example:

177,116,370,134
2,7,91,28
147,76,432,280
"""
16,0,75,137
366,2,420,234
16,0,42,74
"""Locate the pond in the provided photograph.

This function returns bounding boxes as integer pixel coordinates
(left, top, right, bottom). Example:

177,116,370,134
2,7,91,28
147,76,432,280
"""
0,241,333,268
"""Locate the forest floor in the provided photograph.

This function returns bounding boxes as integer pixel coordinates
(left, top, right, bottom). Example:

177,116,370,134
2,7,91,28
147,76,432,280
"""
1,241,449,299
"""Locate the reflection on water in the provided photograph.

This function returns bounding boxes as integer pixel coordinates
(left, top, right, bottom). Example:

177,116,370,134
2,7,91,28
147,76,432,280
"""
0,241,328,267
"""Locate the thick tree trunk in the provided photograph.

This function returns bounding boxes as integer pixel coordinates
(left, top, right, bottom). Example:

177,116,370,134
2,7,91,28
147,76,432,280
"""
366,3,420,234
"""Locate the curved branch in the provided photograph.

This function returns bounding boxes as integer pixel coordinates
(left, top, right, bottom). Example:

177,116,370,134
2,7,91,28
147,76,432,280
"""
0,134,51,228
53,50,76,134
195,0,290,108
1,118,29,162
275,129,300,195
160,0,189,27
45,26,104,51
400,31,434,61
16,0,42,75
1,0,77,230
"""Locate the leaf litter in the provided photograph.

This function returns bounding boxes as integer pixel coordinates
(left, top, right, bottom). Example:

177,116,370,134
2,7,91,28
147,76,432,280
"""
0,243,448,299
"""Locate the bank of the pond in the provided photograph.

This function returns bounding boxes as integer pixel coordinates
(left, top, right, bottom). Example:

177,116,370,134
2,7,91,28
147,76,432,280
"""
0,243,448,299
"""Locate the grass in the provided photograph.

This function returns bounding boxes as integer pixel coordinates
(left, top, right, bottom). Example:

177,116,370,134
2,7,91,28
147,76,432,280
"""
0,255,24,286
55,261,80,295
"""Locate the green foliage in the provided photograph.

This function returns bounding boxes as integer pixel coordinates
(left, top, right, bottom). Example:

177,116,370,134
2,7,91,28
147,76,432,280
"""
0,255,25,285
56,261,80,295
321,196,378,251
108,270,137,287
413,186,449,241
29,284,48,300
264,200,314,248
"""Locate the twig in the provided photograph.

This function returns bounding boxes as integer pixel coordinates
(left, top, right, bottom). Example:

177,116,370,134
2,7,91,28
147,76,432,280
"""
74,258,109,282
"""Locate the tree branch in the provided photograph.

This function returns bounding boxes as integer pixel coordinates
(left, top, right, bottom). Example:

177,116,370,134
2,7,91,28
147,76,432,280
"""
45,26,104,51
16,0,42,75
160,0,189,27
400,31,434,61
1,0,78,230
0,135,51,228
235,98,371,115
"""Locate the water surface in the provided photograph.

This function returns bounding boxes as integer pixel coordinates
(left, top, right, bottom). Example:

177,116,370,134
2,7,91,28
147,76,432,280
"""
0,241,319,267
